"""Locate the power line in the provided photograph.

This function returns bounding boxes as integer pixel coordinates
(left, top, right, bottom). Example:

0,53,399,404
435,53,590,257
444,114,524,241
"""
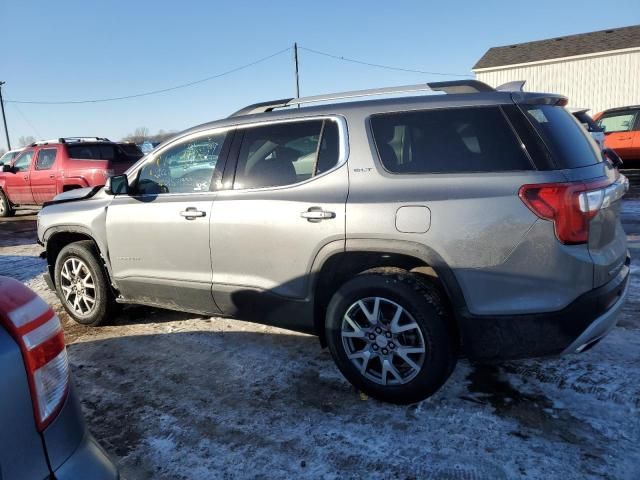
299,46,473,78
5,47,292,105
9,101,42,138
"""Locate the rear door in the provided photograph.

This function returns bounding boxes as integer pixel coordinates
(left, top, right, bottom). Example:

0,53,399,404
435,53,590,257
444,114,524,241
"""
597,109,638,159
30,147,60,204
106,129,232,314
210,117,348,330
4,149,35,205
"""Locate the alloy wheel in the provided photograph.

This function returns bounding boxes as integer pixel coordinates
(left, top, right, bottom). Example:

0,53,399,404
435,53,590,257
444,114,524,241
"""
60,257,96,316
341,297,426,386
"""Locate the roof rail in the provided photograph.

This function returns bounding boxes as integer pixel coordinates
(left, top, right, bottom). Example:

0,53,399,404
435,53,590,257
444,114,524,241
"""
231,84,438,117
58,137,111,144
496,80,526,92
426,80,494,94
230,80,495,117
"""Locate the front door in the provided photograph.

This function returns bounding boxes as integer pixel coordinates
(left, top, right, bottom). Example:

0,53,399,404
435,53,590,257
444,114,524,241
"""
210,117,348,331
5,149,35,205
30,147,59,204
105,129,233,314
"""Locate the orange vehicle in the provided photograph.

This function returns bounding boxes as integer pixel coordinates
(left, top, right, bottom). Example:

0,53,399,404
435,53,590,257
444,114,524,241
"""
594,106,640,163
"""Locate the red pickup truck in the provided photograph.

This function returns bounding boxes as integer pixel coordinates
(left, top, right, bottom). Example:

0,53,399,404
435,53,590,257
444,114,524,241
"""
0,138,138,217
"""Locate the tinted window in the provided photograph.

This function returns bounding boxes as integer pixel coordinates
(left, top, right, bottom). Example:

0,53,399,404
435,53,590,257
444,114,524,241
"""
67,143,118,160
35,148,58,170
13,151,34,172
523,105,601,169
136,132,228,195
371,107,532,173
234,119,340,189
597,111,637,133
118,143,144,160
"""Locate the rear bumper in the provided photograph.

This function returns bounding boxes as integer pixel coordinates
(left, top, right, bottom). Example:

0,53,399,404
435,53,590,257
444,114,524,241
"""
53,434,119,480
459,254,630,361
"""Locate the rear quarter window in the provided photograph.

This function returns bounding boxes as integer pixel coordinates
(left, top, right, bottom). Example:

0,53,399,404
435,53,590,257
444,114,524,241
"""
370,106,533,174
66,144,117,160
522,105,602,169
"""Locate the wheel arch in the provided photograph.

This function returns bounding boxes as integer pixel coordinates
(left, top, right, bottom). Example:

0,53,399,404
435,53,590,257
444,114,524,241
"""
310,239,466,346
44,227,115,292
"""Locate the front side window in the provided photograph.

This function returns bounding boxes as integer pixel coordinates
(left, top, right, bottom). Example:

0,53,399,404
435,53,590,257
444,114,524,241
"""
371,107,532,174
35,148,58,170
233,119,340,190
12,150,35,172
136,132,228,195
597,112,637,133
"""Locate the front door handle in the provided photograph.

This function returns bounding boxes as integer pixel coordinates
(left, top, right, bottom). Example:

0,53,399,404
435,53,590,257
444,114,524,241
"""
301,207,335,222
180,207,206,220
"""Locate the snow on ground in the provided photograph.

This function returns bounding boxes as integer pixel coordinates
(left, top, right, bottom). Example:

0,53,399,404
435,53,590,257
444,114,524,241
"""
1,199,639,480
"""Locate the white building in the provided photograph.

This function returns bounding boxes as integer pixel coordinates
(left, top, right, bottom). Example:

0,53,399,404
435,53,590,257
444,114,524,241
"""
473,25,640,114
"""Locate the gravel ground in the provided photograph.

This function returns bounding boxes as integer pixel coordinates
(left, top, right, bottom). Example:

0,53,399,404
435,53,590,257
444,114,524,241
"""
1,180,639,480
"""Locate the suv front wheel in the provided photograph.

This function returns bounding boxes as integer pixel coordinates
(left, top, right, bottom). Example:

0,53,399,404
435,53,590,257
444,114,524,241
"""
325,270,457,404
54,240,118,326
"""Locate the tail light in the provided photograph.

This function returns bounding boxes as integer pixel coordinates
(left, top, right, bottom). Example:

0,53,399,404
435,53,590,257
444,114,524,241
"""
0,277,69,431
519,178,614,245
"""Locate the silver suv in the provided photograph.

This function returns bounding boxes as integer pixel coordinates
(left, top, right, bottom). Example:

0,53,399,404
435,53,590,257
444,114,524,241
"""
37,81,630,403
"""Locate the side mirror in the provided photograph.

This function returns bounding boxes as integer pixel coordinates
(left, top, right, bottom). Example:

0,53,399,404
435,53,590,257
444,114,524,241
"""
105,174,130,195
2,164,13,173
603,148,623,169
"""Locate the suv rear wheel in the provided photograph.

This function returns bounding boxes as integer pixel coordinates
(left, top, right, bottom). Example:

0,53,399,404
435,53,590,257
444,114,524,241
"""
325,270,457,404
54,241,117,326
0,190,15,217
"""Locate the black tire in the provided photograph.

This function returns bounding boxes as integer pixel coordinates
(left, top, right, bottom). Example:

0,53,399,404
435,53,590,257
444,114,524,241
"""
325,270,457,404
0,189,15,217
54,240,118,326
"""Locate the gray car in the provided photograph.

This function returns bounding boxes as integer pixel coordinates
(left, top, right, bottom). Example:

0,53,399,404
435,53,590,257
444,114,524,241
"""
0,276,118,479
37,80,630,403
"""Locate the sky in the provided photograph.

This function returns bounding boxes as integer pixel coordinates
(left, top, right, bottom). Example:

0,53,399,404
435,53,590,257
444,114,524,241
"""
2,0,639,151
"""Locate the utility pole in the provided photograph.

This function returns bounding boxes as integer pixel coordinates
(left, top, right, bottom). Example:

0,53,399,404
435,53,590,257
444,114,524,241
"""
0,82,10,150
293,42,300,103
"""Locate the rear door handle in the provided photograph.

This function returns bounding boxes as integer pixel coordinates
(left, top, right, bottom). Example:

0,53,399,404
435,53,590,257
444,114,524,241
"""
301,207,335,221
180,207,206,220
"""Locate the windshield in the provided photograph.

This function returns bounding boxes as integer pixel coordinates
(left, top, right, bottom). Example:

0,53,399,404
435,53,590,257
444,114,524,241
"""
523,105,602,169
0,151,19,165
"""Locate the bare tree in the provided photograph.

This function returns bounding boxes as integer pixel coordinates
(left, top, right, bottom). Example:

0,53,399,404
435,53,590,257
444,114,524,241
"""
18,136,37,147
122,127,175,145
122,127,150,144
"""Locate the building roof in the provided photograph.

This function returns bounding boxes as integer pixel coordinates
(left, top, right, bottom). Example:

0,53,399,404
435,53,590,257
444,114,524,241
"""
473,25,640,70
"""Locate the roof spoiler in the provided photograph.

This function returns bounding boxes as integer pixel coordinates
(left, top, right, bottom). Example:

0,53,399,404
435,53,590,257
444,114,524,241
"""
496,80,526,92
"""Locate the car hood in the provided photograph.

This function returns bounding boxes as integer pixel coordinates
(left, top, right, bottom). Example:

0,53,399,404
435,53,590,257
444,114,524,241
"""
45,186,104,206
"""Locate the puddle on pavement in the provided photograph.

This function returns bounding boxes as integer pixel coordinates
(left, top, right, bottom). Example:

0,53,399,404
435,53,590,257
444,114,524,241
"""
464,364,608,453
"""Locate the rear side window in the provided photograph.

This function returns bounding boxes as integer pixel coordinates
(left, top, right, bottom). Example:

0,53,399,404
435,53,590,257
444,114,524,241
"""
522,105,602,169
597,111,637,133
233,119,340,189
370,107,532,174
35,148,58,170
66,144,118,160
